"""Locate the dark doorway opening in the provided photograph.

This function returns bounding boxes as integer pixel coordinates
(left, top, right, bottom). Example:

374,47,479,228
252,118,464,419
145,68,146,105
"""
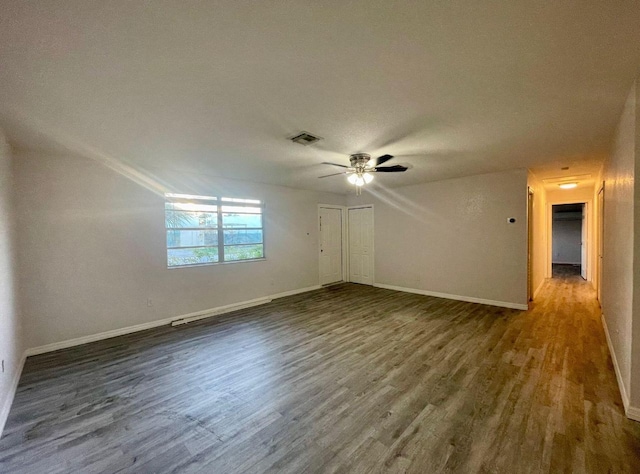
552,203,585,279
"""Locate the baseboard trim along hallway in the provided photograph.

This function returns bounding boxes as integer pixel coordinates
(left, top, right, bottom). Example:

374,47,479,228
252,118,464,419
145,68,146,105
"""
601,313,640,422
373,283,529,310
0,354,26,439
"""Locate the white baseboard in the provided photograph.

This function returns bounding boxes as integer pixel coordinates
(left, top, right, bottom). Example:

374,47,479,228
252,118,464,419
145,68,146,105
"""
172,297,273,326
0,352,26,439
25,285,323,357
600,313,631,415
626,406,640,422
270,285,321,299
24,316,177,357
171,285,321,326
373,283,529,310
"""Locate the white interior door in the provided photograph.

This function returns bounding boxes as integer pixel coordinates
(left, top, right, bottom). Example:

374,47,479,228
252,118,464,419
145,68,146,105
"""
319,207,343,285
527,189,534,301
581,203,588,280
597,187,604,302
349,206,374,285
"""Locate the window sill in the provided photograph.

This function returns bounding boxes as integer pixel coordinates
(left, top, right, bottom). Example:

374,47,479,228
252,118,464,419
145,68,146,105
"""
167,257,266,269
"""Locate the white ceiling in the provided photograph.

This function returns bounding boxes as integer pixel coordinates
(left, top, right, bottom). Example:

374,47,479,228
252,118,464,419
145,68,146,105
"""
1,1,639,194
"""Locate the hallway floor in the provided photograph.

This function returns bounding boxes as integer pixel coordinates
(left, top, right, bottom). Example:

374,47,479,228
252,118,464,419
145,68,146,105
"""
1,277,639,473
552,263,582,278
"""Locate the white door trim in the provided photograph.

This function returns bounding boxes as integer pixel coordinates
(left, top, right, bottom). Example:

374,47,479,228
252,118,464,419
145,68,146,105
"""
546,199,592,280
347,204,375,285
581,202,588,280
318,204,348,285
527,187,534,302
597,183,605,303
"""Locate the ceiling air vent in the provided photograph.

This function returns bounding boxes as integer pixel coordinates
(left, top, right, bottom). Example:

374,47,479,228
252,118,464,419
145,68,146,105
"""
290,131,322,146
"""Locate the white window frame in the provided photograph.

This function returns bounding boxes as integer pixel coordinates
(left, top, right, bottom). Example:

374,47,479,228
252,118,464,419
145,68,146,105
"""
165,193,265,268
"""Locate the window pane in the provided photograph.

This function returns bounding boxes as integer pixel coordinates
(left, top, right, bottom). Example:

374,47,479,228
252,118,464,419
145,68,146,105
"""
165,210,217,229
165,202,218,212
222,213,262,228
167,230,218,248
223,229,263,245
165,193,264,267
167,247,218,267
221,197,261,204
224,244,264,261
166,193,218,202
221,205,262,213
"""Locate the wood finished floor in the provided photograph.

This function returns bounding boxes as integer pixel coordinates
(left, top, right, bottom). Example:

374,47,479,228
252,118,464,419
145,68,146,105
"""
1,276,639,473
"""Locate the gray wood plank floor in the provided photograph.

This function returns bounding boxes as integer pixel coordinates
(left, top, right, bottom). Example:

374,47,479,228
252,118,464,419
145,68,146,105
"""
1,275,639,473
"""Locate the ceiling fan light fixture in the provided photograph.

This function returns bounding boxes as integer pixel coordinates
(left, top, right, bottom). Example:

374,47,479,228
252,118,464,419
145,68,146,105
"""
320,153,406,195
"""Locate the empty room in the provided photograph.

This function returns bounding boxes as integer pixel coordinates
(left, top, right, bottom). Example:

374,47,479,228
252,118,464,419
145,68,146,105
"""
2,2,640,473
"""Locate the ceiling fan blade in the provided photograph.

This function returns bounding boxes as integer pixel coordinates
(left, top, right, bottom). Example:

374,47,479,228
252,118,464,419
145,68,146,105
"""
375,154,394,166
322,162,349,168
374,165,408,172
318,172,348,178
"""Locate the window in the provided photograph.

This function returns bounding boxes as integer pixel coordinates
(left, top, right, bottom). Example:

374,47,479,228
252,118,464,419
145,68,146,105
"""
165,193,264,267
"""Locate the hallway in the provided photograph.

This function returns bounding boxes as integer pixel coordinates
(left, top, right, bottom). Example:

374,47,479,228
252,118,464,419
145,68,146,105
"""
1,278,639,473
493,273,640,472
528,272,640,472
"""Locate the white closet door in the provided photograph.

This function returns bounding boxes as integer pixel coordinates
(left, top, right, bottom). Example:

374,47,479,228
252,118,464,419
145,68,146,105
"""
349,207,374,285
319,207,343,285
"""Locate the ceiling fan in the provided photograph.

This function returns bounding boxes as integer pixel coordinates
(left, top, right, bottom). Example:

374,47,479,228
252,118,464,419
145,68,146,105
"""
319,153,408,195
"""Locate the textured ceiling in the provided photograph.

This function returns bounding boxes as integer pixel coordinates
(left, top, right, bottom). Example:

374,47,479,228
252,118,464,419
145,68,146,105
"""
1,1,639,194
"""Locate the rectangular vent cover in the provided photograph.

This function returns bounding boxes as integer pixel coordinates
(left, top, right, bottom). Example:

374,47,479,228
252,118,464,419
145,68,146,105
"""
290,132,322,146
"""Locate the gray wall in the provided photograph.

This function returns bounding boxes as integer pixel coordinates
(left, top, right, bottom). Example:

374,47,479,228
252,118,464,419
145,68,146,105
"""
552,214,582,264
602,80,638,410
14,152,346,348
347,168,529,307
0,129,22,434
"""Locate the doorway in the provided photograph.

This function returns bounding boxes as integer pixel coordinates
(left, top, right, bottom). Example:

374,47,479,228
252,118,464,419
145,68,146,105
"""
597,185,604,303
348,206,374,285
551,203,586,279
319,206,344,285
527,188,534,301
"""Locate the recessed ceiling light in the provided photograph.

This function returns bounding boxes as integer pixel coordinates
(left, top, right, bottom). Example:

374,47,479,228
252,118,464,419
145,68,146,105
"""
559,183,577,189
542,174,590,184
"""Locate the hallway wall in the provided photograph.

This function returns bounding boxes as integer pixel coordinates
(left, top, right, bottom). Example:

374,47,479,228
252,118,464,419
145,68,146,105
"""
601,79,639,416
545,187,594,204
527,173,547,298
0,129,23,436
